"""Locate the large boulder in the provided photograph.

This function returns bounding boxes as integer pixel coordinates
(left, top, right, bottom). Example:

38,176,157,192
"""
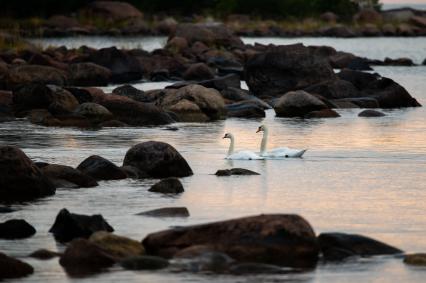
0,146,55,203
89,231,145,259
68,62,112,86
4,65,67,89
123,141,193,178
0,253,34,280
73,103,113,123
82,1,143,21
40,164,98,188
160,84,226,122
274,91,328,117
304,79,360,100
143,214,319,268
77,155,127,181
49,208,114,242
0,219,36,239
245,44,336,97
148,178,184,194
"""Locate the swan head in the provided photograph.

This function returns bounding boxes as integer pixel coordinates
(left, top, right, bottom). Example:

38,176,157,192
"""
256,125,266,133
223,133,233,139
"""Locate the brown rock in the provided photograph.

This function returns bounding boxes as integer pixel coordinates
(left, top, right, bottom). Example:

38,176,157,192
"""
89,231,144,259
0,253,33,280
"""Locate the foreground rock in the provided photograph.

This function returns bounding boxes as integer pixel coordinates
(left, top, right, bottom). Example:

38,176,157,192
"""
49,208,114,242
137,207,189,217
358,109,386,117
404,253,426,266
120,255,169,270
215,168,260,176
143,214,319,268
0,253,34,280
0,219,36,239
0,146,55,203
29,249,62,260
318,232,403,261
77,155,127,180
40,164,98,188
148,178,184,194
123,142,193,178
89,231,145,259
274,91,328,117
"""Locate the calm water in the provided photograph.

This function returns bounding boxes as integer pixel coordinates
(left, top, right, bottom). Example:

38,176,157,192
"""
1,37,426,282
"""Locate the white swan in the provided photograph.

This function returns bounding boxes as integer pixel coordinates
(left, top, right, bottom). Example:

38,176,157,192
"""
223,133,263,160
256,125,307,158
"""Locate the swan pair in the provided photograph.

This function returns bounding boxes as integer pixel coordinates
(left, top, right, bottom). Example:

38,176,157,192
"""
223,125,306,160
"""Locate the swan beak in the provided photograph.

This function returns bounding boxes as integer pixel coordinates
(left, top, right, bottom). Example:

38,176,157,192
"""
256,128,261,133
222,135,226,139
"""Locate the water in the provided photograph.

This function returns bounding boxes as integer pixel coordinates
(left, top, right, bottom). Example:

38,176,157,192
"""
1,37,426,282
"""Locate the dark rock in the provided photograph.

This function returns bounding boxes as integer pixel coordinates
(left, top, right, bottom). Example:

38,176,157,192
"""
174,251,234,273
41,164,98,188
65,87,93,104
74,103,113,123
346,57,373,71
305,109,340,118
29,249,62,260
245,44,335,97
215,168,260,176
318,232,403,261
59,238,116,276
124,142,192,178
274,91,328,117
0,219,36,239
4,64,67,89
183,63,215,81
226,101,266,118
384,57,415,66
143,214,319,268
120,255,169,270
319,25,357,37
0,252,34,280
69,62,112,86
77,155,127,180
320,12,338,23
112,85,148,102
358,109,386,117
49,208,114,242
0,206,15,213
100,119,128,127
148,178,184,194
354,9,383,24
137,207,190,217
0,146,56,203
89,231,145,259
304,79,360,100
168,74,241,92
333,97,379,108
229,262,287,275
404,253,426,266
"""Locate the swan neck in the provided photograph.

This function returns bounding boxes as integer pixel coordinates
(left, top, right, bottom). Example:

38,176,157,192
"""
228,136,235,156
260,129,268,156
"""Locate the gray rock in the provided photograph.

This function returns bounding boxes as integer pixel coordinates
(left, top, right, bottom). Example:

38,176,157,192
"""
215,168,260,176
358,109,386,117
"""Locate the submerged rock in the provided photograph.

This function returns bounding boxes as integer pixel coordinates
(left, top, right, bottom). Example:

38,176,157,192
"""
123,141,193,178
215,168,260,176
77,155,127,181
49,208,114,242
226,101,266,118
0,252,34,280
29,249,61,260
358,109,386,117
40,164,98,188
120,255,169,270
229,262,288,275
137,207,190,217
305,109,340,118
148,178,185,194
143,214,319,268
74,103,113,123
274,91,328,118
0,219,36,239
404,253,426,266
89,231,145,259
173,251,234,273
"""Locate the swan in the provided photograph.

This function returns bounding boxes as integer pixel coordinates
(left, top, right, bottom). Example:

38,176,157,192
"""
256,125,307,158
223,133,263,160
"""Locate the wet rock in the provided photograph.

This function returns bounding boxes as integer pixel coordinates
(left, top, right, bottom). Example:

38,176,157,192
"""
149,178,185,194
358,109,386,117
404,253,426,266
333,97,379,108
69,62,112,86
49,208,114,242
83,1,143,21
0,206,15,213
229,262,287,275
137,207,190,217
305,109,340,118
0,219,36,239
304,79,360,100
77,155,128,180
0,252,34,280
28,109,61,126
41,164,98,188
74,103,113,123
65,87,93,104
89,231,145,259
245,44,335,97
215,168,260,176
183,63,215,81
120,255,169,270
59,238,116,276
0,146,56,203
384,57,415,66
318,232,403,261
112,85,148,102
100,119,128,127
123,143,191,178
29,249,62,260
226,101,266,118
274,90,328,118
4,64,67,89
143,214,319,268
174,251,234,273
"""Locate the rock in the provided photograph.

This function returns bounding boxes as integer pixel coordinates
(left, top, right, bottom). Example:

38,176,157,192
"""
123,142,193,178
49,208,114,242
174,251,234,273
69,63,112,86
89,231,144,259
334,97,379,108
245,44,335,97
4,64,67,89
148,178,184,194
320,12,338,23
76,155,127,180
199,74,241,91
88,47,142,83
0,252,34,280
143,214,319,268
384,57,415,66
0,146,56,203
358,109,386,117
83,1,143,21
274,90,328,117
160,84,226,122
59,238,116,276
215,168,260,176
305,109,340,118
0,90,13,121
47,15,81,30
65,87,93,104
112,84,148,102
29,249,62,260
318,232,403,261
360,24,382,36
165,36,188,52
183,63,215,81
0,219,36,239
319,25,357,37
304,79,360,100
41,164,98,188
100,119,128,127
120,255,169,270
411,16,426,28
226,101,266,118
28,109,61,126
382,24,397,36
137,207,190,217
398,24,414,36
354,9,382,24
229,262,287,275
74,103,113,122
0,206,15,213
404,253,426,266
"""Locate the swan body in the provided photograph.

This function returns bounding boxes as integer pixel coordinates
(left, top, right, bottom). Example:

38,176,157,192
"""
256,125,306,158
223,133,263,160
